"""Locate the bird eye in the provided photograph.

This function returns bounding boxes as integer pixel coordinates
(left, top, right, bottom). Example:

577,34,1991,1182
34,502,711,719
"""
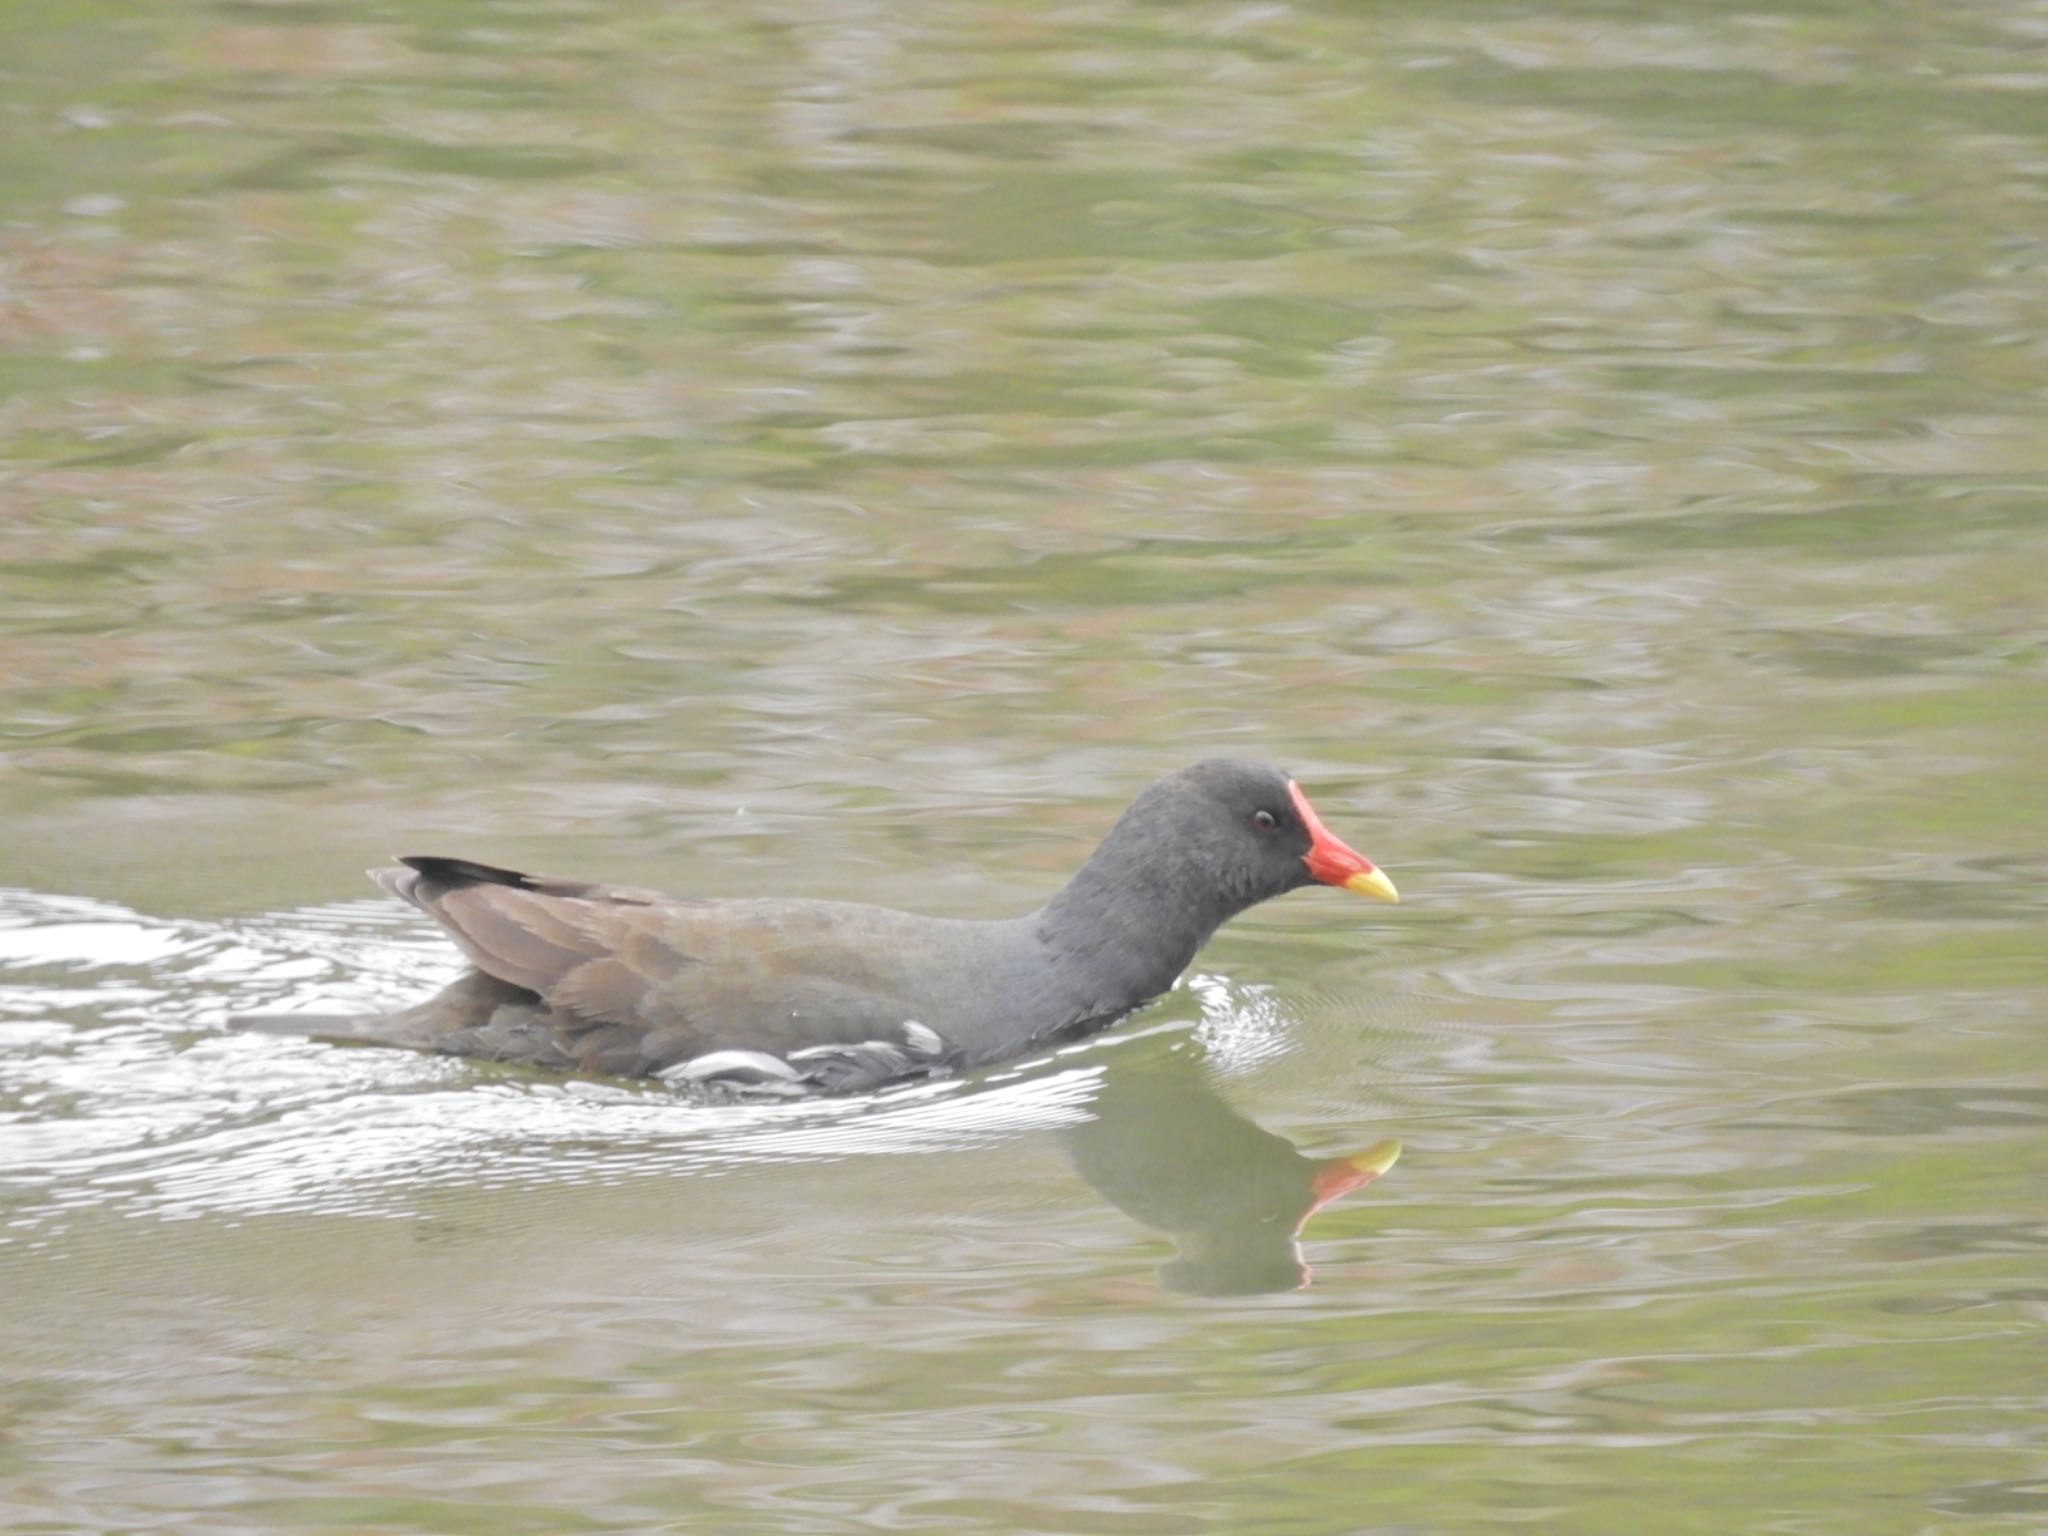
1251,809,1278,831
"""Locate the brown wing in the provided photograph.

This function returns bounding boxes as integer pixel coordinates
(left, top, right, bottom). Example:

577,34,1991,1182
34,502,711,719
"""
372,856,697,1026
370,855,991,1078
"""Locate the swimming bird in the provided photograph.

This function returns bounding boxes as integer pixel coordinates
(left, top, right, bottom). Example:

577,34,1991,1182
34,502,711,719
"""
236,759,1398,1094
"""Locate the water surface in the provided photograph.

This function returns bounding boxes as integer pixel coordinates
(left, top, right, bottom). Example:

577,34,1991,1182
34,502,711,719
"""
3,0,2046,1531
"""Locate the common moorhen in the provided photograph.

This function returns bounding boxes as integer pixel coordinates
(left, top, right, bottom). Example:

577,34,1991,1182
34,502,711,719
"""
238,759,1398,1093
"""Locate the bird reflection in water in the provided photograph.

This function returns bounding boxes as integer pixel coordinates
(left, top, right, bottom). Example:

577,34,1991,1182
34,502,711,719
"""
1060,1032,1400,1296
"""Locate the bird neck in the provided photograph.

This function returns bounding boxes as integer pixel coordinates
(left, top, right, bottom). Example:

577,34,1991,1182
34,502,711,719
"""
1034,828,1239,1008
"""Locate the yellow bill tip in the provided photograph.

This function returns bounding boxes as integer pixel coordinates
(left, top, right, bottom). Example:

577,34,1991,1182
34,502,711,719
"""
1305,1138,1404,1213
1346,1139,1403,1177
1343,866,1400,904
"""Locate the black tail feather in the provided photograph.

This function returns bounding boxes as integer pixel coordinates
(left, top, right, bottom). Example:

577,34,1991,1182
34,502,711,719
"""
398,855,535,891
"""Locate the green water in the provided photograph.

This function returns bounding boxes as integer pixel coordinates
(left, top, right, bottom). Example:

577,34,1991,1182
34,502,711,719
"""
3,0,2046,1531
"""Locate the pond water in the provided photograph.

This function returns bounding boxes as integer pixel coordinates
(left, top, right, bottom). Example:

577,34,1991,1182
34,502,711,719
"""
3,0,2046,1531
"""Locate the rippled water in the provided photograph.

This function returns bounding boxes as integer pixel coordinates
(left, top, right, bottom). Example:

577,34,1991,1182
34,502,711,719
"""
4,0,2047,1530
